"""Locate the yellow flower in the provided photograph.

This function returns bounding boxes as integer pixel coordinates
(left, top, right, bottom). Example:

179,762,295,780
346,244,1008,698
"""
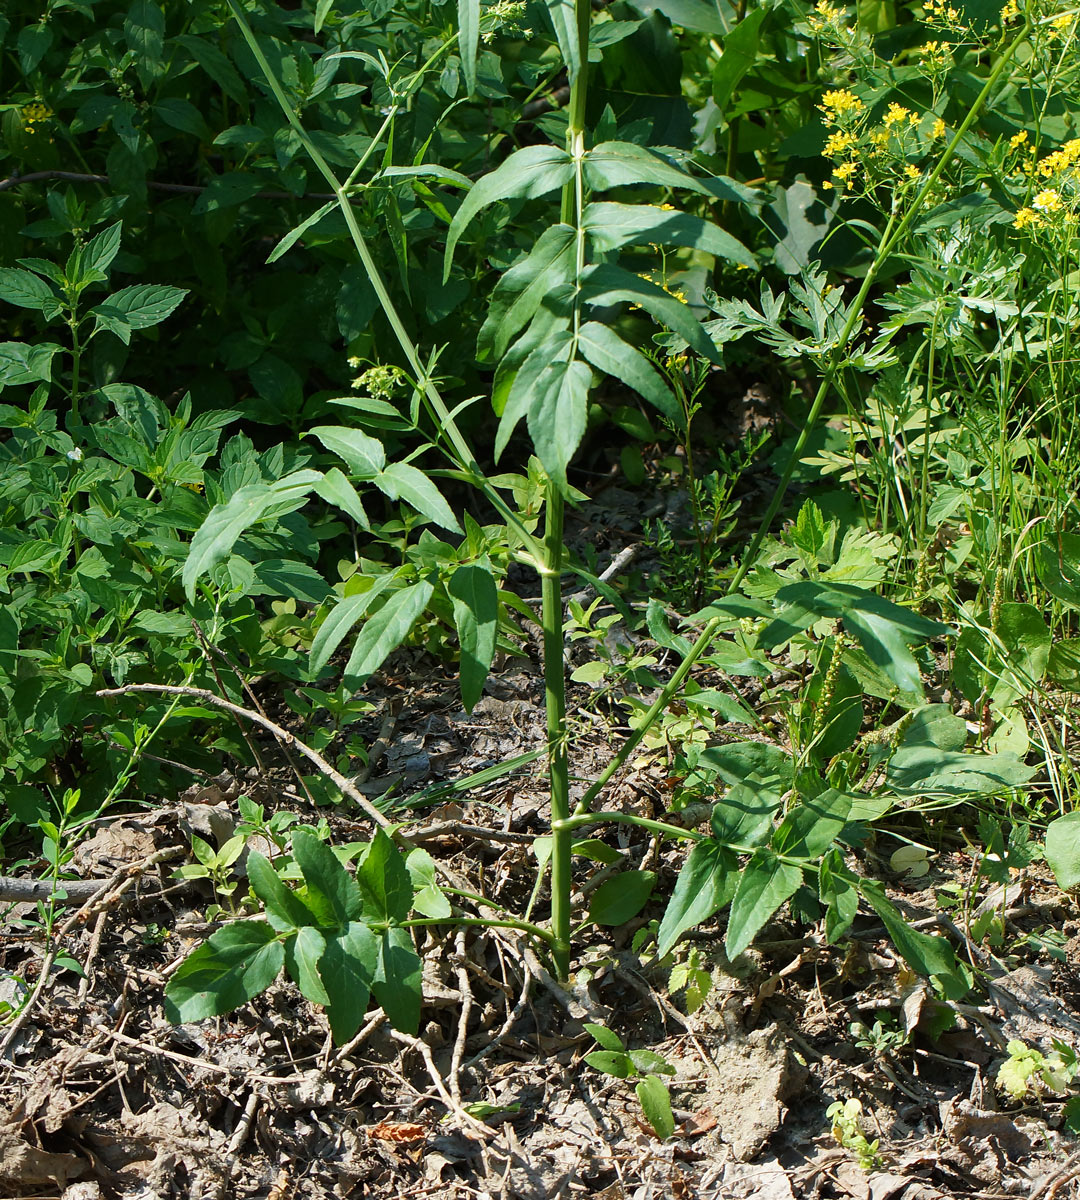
869,127,889,148
21,101,51,133
1050,12,1074,37
1033,188,1063,212
833,162,858,183
1010,130,1028,149
1013,207,1041,229
1000,0,1019,19
884,102,912,128
820,89,864,122
824,130,858,157
932,118,947,138
904,164,921,180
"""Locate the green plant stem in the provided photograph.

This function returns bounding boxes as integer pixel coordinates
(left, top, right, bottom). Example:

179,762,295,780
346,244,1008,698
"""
553,811,707,843
402,916,555,942
542,482,572,979
224,1,543,562
68,316,82,425
573,18,1033,819
542,0,594,984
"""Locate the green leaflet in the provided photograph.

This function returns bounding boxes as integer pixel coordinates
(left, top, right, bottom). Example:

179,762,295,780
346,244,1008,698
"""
313,466,369,529
458,0,480,94
309,574,400,678
711,5,768,108
526,354,593,489
319,921,379,1042
757,580,948,698
582,201,757,269
657,839,737,957
308,425,387,476
164,921,284,1024
546,0,583,82
448,561,499,712
584,141,712,195
373,926,423,1034
725,850,802,959
1045,812,1080,891
477,225,576,362
343,578,436,690
443,145,575,276
292,830,363,928
577,321,680,421
356,829,414,925
0,268,57,310
247,849,322,932
375,461,462,532
581,263,722,364
267,200,336,264
859,879,968,999
635,1075,675,1140
285,925,330,1006
588,870,657,926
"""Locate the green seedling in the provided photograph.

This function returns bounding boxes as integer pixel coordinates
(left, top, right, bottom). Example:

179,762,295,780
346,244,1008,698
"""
827,1098,882,1171
583,1023,677,1141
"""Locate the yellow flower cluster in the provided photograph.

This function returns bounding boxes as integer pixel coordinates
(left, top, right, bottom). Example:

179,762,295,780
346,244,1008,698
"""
820,89,864,123
999,0,1020,20
824,130,858,157
883,102,920,129
807,0,845,31
21,102,51,133
1037,138,1080,177
923,0,964,25
1049,12,1075,38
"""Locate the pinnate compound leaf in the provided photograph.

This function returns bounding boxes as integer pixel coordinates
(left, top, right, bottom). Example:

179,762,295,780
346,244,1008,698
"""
246,850,321,932
164,921,283,1024
443,145,574,275
375,462,462,532
448,562,499,712
581,263,722,364
477,225,576,362
1045,812,1080,891
0,269,56,311
657,839,737,957
859,879,967,999
583,202,756,268
292,831,362,929
588,870,656,926
319,921,378,1043
373,927,422,1034
636,1075,675,1140
309,425,386,476
285,925,330,1006
725,850,802,959
343,579,435,690
578,322,679,421
309,574,400,678
357,829,413,925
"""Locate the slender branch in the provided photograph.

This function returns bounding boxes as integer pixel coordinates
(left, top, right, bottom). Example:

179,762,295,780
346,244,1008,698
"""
97,684,395,833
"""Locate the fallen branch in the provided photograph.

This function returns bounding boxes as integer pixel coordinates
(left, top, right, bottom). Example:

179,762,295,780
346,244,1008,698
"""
97,683,394,832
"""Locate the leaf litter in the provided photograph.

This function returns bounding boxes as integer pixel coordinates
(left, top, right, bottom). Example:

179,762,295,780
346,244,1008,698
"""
1,656,1079,1199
